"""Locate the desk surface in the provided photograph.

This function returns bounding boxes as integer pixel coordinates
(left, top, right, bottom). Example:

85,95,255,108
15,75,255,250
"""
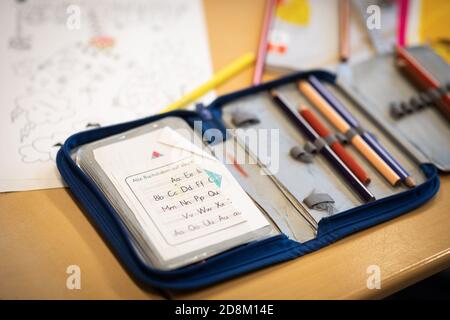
1,0,450,300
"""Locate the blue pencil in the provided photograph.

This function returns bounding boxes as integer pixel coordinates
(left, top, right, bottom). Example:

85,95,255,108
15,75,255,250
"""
271,90,375,202
308,76,415,187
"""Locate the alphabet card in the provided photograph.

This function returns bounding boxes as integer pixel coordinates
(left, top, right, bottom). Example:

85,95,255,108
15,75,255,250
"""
89,126,272,269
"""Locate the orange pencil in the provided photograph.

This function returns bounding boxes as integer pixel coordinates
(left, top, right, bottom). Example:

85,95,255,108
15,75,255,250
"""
339,0,350,62
396,45,450,121
298,105,370,185
298,81,401,186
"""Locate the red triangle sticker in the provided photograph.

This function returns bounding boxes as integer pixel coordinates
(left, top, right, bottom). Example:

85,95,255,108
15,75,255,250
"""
151,151,163,159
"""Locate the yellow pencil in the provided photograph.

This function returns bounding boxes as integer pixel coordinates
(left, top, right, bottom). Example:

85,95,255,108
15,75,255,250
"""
161,52,256,113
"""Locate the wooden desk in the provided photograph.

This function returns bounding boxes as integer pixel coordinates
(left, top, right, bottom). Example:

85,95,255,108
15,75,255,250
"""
1,0,449,300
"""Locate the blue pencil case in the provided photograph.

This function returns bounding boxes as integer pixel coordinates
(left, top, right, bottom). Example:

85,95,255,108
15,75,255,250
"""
57,46,448,290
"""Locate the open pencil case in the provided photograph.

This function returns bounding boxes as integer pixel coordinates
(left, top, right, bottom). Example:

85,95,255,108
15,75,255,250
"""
57,45,448,291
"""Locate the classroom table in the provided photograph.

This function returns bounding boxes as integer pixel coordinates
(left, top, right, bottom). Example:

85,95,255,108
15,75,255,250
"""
1,0,449,300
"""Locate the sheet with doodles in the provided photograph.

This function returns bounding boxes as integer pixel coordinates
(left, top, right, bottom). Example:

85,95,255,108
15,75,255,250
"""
0,0,214,191
80,126,273,269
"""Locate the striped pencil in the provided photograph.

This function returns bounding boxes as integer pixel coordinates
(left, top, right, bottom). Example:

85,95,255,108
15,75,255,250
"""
306,76,416,187
298,80,403,187
271,90,375,203
298,105,370,185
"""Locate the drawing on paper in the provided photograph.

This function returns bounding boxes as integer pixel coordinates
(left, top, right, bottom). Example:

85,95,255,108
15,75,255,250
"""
0,0,213,191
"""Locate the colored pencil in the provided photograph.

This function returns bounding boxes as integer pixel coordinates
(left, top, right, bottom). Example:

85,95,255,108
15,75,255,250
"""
298,80,402,187
253,0,277,85
298,105,370,185
339,0,350,62
307,75,415,187
161,52,255,113
395,45,450,121
397,0,409,47
271,90,375,203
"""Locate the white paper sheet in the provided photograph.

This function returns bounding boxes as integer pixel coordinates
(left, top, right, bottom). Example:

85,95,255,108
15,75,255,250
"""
0,0,214,192
266,0,404,71
93,127,271,264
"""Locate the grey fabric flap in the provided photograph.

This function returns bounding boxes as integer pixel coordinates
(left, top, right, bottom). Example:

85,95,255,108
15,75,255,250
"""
337,45,450,171
303,193,334,209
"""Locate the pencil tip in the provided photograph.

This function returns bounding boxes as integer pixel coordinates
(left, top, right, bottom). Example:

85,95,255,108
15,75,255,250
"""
404,176,416,188
269,90,277,97
364,177,371,186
